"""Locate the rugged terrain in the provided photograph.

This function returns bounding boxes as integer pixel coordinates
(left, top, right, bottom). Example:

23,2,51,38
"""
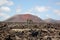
0,14,60,40
0,22,60,40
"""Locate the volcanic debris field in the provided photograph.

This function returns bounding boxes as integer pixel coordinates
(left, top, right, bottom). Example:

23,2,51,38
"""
0,22,60,40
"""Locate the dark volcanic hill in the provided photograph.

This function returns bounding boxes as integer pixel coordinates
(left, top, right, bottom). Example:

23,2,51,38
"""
5,14,42,22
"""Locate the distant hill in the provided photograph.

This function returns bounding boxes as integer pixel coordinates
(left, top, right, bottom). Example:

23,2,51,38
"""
5,14,42,23
56,20,60,23
44,18,60,23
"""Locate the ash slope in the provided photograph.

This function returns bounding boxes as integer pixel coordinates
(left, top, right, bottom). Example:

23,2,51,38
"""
5,14,42,23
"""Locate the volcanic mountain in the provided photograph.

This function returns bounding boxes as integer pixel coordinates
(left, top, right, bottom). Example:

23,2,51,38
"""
5,14,42,22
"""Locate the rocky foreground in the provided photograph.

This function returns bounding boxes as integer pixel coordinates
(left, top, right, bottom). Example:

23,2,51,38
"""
0,22,60,40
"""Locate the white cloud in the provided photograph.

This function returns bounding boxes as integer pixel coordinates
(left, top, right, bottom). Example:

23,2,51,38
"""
23,8,34,14
35,6,50,12
0,13,10,21
6,1,14,6
24,11,33,14
15,6,22,14
56,2,60,5
0,6,11,12
46,14,51,18
0,0,7,6
0,0,14,6
27,8,33,12
16,9,21,13
0,0,13,21
53,10,60,15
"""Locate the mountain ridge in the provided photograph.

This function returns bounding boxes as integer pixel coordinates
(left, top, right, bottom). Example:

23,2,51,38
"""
5,14,42,23
44,18,60,23
4,14,60,23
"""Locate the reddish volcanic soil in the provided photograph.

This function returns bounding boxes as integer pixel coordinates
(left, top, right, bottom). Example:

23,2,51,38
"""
5,14,42,22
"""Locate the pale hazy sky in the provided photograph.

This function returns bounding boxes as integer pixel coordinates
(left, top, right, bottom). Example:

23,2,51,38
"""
0,0,60,21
